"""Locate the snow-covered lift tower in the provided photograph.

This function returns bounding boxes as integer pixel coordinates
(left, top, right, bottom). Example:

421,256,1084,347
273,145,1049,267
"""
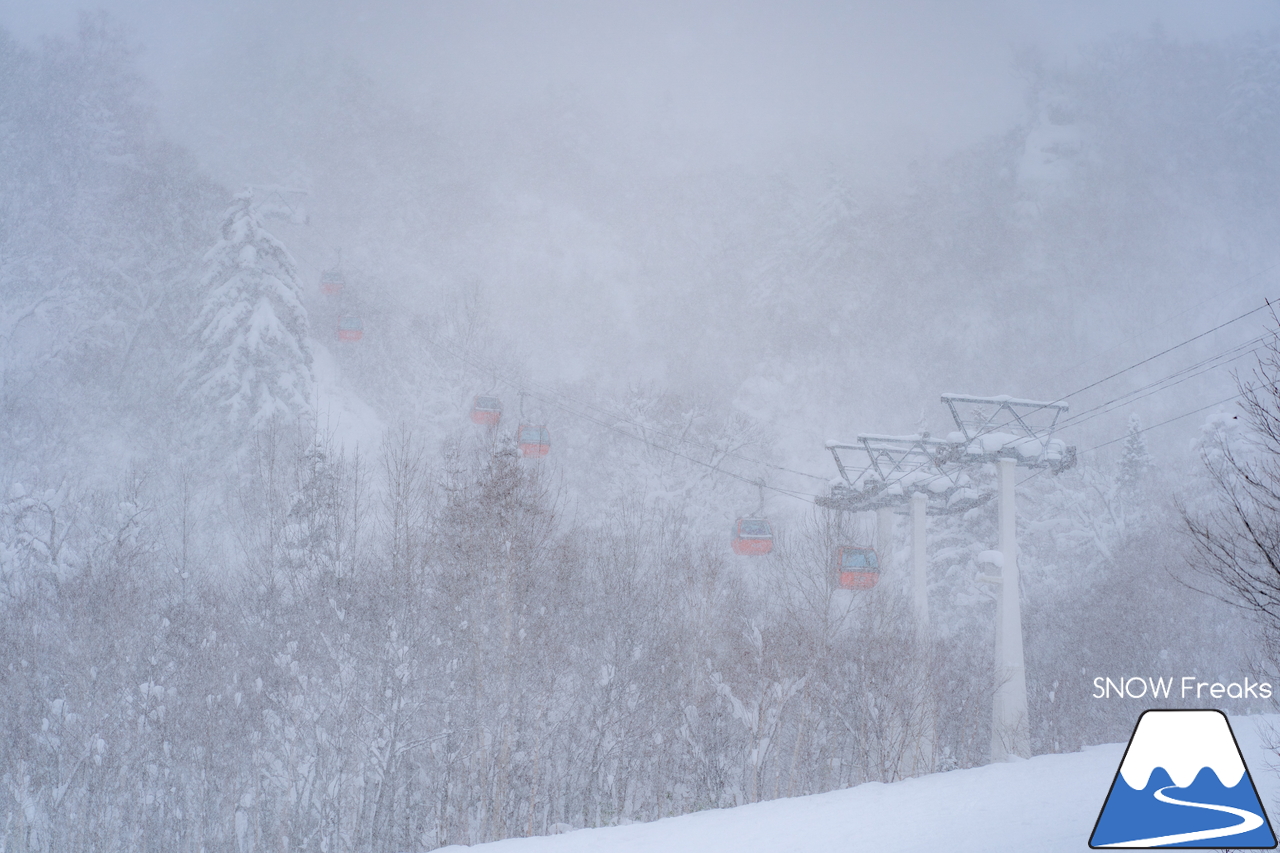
819,432,984,629
939,394,1075,472
817,433,966,776
818,395,1076,767
939,393,1075,763
819,432,984,639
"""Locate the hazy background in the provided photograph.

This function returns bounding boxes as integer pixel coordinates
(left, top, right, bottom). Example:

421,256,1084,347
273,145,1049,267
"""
5,5,1280,849
3,0,1279,483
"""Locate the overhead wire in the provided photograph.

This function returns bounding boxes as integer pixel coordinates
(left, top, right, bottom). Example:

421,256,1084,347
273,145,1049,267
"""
299,210,1279,507
947,262,1280,441
951,298,1275,487
1007,306,1274,488
1051,330,1273,431
1004,298,1277,475
283,204,831,503
957,299,1276,441
378,305,832,483
1085,392,1244,453
370,310,825,505
1016,392,1245,488
355,289,1276,506
1038,260,1280,389
851,286,1278,493
511,371,831,483
1056,300,1274,404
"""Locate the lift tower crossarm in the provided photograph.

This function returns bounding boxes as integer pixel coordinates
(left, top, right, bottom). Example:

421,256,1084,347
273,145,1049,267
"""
858,433,952,481
940,393,1076,472
819,434,978,515
823,440,862,486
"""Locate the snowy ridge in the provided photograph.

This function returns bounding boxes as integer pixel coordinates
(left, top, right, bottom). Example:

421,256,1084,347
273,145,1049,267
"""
1117,710,1246,790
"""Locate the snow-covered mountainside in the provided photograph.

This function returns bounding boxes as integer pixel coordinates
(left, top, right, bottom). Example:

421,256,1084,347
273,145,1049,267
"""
7,12,1280,853
444,715,1280,853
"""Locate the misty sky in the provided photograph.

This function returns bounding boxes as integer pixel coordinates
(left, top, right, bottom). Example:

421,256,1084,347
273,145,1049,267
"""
5,0,1278,176
4,0,1280,473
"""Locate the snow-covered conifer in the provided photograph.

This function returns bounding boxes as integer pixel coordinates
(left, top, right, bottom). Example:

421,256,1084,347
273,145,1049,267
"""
1224,35,1280,138
1117,413,1152,501
185,189,313,432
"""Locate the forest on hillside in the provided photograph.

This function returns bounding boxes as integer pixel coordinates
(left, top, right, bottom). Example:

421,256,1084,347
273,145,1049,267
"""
2,14,1280,851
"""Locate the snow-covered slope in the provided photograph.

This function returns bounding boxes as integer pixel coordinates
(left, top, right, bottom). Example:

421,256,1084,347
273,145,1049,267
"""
311,340,385,457
443,716,1280,853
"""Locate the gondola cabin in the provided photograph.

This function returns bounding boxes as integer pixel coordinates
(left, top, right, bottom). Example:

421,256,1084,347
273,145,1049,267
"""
337,316,364,342
731,517,774,556
517,424,551,458
320,269,345,295
834,546,879,590
470,395,503,426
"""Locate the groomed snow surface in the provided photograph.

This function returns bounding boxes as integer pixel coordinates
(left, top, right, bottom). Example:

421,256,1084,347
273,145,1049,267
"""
442,715,1280,853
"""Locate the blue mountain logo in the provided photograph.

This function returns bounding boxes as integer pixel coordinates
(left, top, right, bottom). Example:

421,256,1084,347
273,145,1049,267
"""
1090,709,1276,848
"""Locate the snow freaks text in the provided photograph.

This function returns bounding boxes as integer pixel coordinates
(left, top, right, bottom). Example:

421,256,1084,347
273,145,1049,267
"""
1092,677,1273,700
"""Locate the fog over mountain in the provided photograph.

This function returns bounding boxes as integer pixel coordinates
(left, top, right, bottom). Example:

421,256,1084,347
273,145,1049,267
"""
6,4,1278,427
2,3,1280,851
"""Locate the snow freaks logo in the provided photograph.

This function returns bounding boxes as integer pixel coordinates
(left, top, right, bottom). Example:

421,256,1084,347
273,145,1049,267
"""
1092,676,1272,700
1089,710,1276,848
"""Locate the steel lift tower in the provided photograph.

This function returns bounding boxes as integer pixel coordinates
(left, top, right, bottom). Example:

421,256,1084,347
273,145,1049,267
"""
940,394,1073,761
817,432,979,775
819,394,1075,763
819,431,984,630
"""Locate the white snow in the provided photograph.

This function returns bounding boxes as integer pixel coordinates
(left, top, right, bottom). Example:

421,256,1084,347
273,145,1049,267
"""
940,393,1068,410
977,432,1019,453
978,550,1004,567
311,342,385,457
442,716,1280,853
1010,436,1044,457
859,433,933,443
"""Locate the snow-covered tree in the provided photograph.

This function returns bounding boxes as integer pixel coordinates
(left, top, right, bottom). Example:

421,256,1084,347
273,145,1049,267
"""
185,189,313,434
0,15,219,478
1117,413,1153,503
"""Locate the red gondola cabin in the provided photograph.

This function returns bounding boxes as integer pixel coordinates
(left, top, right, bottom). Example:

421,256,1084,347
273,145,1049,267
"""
337,316,364,342
834,546,879,590
517,424,550,458
731,517,774,556
320,269,345,295
471,395,503,425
